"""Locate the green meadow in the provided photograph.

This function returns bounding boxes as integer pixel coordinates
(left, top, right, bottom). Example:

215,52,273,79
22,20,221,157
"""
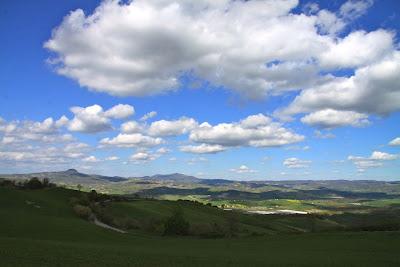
1,185,400,266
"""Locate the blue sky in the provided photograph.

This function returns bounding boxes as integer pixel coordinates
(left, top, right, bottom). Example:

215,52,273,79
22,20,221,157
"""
0,0,399,180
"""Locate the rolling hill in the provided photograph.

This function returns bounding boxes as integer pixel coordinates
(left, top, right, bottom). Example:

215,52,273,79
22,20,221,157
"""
1,183,400,266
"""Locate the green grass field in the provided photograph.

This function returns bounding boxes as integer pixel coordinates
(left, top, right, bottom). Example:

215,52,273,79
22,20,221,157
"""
1,186,400,266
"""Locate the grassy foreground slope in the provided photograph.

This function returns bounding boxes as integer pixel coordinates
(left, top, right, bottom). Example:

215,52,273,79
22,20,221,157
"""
1,186,400,266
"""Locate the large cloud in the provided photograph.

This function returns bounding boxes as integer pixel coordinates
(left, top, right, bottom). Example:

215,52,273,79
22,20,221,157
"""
102,113,303,153
278,51,400,120
106,113,303,154
189,114,304,149
318,30,393,69
45,0,390,100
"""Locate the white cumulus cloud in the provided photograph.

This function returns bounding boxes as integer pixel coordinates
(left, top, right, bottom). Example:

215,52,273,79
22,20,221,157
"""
148,117,197,137
120,121,143,134
68,104,134,133
301,109,369,128
339,0,373,21
100,133,163,148
283,157,311,168
348,150,398,171
105,156,119,161
389,137,400,146
189,114,304,149
279,51,400,124
83,155,100,163
44,0,390,101
230,165,257,174
180,144,226,154
104,104,135,119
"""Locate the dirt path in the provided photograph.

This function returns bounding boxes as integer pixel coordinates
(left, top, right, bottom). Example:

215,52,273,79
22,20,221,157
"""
93,216,127,234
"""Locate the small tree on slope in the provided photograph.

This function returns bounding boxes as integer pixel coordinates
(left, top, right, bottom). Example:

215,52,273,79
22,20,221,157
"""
163,209,190,236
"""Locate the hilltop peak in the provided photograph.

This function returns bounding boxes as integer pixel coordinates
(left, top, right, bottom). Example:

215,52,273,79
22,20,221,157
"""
65,169,79,174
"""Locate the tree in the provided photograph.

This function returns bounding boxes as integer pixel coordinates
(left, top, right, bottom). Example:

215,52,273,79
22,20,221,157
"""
42,178,50,188
25,177,43,189
77,184,82,192
225,212,239,237
88,189,98,202
163,209,190,236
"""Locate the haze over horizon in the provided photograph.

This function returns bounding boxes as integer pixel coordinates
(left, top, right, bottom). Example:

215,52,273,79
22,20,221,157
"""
1,0,399,180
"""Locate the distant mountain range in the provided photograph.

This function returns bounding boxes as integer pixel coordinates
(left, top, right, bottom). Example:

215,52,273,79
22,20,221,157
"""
0,169,127,185
0,169,210,185
1,169,399,188
138,173,201,183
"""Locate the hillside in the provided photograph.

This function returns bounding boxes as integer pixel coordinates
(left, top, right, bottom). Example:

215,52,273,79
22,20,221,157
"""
3,170,400,216
3,170,400,193
0,169,202,185
1,183,400,266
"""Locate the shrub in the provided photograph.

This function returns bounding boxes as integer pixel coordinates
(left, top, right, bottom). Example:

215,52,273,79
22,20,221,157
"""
0,179,15,187
69,197,80,206
189,222,225,238
125,218,141,229
77,184,83,191
73,204,92,220
112,217,141,230
69,195,90,206
88,190,99,202
163,209,190,236
142,218,164,233
225,212,239,237
91,204,115,225
21,177,54,189
211,222,229,237
42,178,50,187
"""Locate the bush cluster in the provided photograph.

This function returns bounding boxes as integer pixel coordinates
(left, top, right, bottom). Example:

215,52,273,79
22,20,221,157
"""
70,190,243,237
0,179,16,187
163,209,190,236
0,177,55,190
69,190,141,231
73,204,92,220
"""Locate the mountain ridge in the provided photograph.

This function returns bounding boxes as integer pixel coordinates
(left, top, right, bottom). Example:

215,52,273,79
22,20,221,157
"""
1,169,399,186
